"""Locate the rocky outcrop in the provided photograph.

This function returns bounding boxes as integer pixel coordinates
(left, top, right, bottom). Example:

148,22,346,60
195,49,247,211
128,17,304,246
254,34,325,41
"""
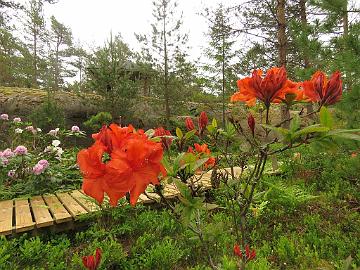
0,87,101,119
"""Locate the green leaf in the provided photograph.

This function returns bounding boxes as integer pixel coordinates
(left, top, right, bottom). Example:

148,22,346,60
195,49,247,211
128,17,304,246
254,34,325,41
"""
212,118,217,128
173,178,192,200
290,115,300,133
332,133,360,141
320,106,333,129
192,158,210,171
176,127,183,139
184,129,196,140
292,125,329,138
261,124,289,137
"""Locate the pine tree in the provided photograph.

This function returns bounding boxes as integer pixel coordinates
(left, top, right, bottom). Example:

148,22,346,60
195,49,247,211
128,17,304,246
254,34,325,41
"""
47,15,74,90
203,4,237,126
85,34,137,118
136,0,188,126
23,0,46,87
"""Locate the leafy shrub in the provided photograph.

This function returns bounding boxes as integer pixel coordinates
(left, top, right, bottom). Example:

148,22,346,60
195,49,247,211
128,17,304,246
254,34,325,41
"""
84,111,113,132
30,99,65,131
134,237,186,270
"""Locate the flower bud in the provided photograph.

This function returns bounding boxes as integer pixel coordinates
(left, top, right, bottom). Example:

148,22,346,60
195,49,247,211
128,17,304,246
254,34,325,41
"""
185,117,195,131
198,111,208,134
248,114,255,137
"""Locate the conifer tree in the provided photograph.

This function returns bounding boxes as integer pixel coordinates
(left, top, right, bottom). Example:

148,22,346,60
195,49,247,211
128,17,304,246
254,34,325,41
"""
136,0,188,126
203,4,236,126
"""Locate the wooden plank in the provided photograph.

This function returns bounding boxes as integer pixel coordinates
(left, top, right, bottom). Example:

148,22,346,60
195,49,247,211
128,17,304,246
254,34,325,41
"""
43,194,72,223
15,199,35,233
56,192,88,218
138,193,160,204
70,190,100,213
0,200,14,235
30,196,54,228
163,185,180,198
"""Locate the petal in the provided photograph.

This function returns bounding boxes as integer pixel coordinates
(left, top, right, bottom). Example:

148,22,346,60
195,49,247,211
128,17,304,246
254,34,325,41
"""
82,178,105,205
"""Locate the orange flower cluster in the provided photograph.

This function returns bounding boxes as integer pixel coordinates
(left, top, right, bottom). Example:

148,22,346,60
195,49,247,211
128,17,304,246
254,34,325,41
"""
231,67,342,107
302,71,342,106
188,143,216,170
77,124,166,206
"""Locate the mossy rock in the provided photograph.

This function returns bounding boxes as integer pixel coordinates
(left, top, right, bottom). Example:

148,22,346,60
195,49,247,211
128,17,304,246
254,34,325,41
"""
0,87,102,119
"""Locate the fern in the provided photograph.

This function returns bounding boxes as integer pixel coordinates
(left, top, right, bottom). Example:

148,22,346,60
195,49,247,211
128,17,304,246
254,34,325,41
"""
263,179,317,209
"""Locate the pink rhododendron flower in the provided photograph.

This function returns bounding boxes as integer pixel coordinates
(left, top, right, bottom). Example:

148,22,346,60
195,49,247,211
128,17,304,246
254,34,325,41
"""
8,170,15,178
33,164,45,175
2,148,14,158
71,125,80,132
14,145,27,155
13,117,21,123
38,159,49,169
1,158,9,166
0,114,9,120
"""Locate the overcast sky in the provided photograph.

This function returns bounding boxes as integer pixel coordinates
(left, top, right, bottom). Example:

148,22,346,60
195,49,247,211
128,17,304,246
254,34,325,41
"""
39,0,240,59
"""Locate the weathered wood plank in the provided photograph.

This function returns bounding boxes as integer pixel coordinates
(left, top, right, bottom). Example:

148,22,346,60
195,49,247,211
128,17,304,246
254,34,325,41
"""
43,194,72,223
56,192,88,218
163,185,180,198
138,193,160,204
70,190,100,213
30,196,54,228
0,200,13,235
15,199,35,233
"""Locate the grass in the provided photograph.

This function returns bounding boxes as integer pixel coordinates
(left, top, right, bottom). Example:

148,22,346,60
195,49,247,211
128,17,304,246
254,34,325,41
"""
0,145,359,269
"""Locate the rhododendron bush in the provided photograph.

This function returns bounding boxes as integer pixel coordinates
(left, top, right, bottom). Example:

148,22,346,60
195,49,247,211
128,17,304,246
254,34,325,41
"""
76,67,359,269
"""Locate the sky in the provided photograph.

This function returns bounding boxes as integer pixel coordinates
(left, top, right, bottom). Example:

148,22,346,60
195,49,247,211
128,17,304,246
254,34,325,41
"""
40,0,240,59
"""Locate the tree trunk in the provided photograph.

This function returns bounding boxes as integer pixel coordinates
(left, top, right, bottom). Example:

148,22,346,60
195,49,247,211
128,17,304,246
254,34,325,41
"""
163,13,170,126
33,31,38,87
277,0,289,129
277,0,286,67
299,0,314,117
222,33,226,127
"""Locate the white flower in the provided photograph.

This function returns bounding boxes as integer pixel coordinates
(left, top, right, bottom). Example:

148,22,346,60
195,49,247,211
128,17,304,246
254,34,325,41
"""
48,128,60,136
13,117,21,123
15,128,23,134
52,140,61,147
36,128,42,132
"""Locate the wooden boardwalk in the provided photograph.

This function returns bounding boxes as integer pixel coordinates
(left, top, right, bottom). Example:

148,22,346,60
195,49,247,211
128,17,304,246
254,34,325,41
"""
0,170,218,236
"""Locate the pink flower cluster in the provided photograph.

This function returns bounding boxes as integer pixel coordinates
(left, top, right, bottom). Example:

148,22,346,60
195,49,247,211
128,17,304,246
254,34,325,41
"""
14,146,28,155
33,159,49,175
0,114,9,120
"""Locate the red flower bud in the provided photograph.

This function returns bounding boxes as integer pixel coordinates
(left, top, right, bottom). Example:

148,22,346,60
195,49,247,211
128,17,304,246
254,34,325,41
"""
185,117,195,131
82,248,102,270
198,111,208,134
245,244,256,261
233,244,242,257
247,114,255,137
154,127,173,151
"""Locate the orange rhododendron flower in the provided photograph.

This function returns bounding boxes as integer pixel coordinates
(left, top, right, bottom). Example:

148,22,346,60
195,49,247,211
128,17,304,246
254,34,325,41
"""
77,143,126,206
302,71,342,106
188,143,215,170
231,67,302,107
78,124,166,206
